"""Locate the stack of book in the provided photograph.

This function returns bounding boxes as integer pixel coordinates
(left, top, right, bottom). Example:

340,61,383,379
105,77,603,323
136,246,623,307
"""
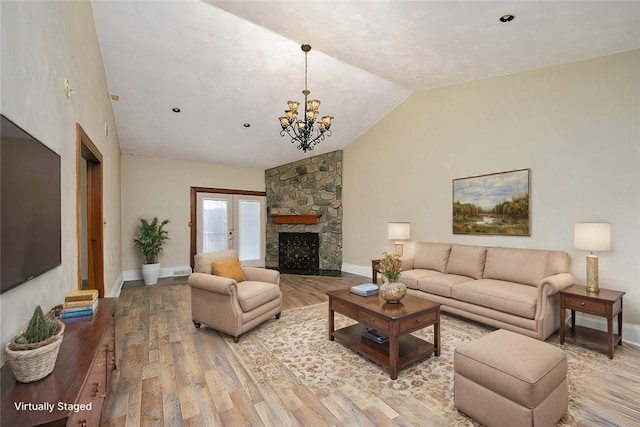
350,283,379,297
61,289,99,319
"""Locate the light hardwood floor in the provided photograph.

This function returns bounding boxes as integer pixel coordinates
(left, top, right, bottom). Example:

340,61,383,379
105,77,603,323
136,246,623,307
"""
103,273,370,426
103,274,640,426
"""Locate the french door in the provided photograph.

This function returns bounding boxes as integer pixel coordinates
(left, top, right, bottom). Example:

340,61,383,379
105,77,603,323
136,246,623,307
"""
190,188,266,267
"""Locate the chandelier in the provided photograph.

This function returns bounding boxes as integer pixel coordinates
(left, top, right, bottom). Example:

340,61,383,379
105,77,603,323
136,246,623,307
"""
279,44,333,152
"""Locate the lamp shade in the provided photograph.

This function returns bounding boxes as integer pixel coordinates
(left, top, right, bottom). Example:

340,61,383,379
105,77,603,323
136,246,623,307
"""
388,222,410,240
574,223,611,251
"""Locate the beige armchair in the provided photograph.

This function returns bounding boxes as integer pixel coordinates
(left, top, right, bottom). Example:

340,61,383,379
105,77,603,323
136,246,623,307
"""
188,250,282,342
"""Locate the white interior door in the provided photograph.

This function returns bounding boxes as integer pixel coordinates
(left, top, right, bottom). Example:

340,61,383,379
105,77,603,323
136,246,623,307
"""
196,192,265,267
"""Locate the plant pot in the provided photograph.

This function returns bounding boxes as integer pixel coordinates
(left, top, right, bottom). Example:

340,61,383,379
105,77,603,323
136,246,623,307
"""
142,263,161,285
5,320,65,383
380,281,407,304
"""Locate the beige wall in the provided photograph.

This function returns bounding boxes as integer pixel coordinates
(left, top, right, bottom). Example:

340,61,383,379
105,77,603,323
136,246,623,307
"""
343,50,640,326
0,2,122,363
121,155,265,272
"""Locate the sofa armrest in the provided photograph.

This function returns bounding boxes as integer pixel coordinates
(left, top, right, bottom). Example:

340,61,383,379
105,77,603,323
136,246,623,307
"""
188,272,236,295
538,273,574,295
243,267,280,285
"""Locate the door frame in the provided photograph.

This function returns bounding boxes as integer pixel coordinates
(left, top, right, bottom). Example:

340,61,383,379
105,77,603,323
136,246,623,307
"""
189,187,266,269
76,124,104,296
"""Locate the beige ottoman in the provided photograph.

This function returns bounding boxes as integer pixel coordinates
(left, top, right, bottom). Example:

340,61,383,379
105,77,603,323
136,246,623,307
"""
454,329,568,427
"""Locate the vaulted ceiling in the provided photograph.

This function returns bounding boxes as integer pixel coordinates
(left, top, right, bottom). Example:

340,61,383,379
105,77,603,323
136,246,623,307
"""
91,1,640,169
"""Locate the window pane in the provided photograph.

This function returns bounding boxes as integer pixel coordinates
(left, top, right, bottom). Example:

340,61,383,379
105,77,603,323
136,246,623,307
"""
237,200,261,261
202,199,228,252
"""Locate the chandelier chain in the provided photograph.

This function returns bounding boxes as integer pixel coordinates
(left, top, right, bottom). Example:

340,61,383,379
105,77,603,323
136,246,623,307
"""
304,49,308,93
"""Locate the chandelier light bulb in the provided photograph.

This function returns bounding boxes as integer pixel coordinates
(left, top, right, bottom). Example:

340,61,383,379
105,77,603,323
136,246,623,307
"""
287,101,299,112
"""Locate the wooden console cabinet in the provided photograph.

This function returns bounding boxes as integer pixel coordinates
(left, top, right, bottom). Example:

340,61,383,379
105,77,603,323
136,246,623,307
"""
1,298,117,426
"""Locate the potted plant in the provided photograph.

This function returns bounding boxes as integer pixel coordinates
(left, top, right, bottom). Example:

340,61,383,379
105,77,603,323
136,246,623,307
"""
133,217,170,285
5,305,65,383
378,251,407,303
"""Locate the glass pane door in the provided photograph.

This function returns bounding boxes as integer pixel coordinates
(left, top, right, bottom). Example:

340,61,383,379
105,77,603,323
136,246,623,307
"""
235,196,265,267
196,193,233,254
195,192,266,267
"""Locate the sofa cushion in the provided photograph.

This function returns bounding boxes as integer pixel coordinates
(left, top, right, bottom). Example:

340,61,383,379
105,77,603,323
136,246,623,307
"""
547,251,570,276
236,281,281,312
452,279,538,319
400,269,441,290
483,247,549,287
417,274,474,298
446,244,487,279
413,242,451,273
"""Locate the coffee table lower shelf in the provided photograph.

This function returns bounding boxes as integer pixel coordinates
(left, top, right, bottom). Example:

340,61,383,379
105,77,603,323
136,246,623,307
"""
332,324,435,371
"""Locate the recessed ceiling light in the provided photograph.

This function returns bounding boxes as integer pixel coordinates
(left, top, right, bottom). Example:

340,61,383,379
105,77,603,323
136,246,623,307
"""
500,14,515,23
243,123,251,128
172,107,181,113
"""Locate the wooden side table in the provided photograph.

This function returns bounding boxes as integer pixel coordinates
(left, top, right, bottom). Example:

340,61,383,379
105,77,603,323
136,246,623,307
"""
371,259,381,283
559,285,625,359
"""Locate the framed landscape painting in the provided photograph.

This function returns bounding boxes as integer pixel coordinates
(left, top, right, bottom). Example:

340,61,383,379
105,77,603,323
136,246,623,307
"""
452,168,530,235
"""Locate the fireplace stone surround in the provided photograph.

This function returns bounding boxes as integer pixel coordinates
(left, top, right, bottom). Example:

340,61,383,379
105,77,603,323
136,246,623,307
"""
266,151,342,275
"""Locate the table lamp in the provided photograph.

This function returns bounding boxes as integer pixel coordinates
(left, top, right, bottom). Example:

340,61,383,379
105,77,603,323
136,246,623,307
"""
388,222,410,256
574,222,610,294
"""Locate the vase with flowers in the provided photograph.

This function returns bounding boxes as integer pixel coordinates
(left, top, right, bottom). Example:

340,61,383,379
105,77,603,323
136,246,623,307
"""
378,251,407,303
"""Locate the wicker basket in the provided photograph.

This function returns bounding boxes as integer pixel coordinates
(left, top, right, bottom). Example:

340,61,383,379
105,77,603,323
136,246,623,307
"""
5,320,65,383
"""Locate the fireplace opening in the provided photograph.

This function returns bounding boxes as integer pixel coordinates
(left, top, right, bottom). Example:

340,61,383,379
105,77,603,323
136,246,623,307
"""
277,232,342,276
279,232,319,273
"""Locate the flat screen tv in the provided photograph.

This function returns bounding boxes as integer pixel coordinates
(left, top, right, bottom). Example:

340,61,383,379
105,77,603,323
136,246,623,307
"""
1,114,61,293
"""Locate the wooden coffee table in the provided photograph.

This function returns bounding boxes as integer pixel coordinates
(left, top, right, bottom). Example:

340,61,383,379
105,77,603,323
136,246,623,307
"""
327,289,441,379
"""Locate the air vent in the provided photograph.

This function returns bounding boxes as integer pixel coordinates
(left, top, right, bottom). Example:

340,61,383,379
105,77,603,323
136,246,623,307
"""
173,268,191,277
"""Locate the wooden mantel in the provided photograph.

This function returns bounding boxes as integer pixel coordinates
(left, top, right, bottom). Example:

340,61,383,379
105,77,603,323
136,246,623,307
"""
273,214,321,225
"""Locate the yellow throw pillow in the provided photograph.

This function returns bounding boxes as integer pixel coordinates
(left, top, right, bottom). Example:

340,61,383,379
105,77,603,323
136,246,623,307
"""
211,258,246,282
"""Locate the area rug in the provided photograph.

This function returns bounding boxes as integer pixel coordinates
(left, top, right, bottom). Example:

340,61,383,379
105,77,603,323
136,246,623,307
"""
225,303,640,426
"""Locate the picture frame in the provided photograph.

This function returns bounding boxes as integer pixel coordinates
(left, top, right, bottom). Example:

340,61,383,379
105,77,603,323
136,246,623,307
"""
452,168,530,236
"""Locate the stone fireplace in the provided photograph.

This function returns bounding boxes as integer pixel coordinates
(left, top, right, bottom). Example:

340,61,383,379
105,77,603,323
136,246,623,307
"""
265,150,342,275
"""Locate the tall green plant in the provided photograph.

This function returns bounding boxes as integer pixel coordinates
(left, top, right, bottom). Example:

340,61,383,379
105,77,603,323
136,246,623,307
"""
133,217,170,264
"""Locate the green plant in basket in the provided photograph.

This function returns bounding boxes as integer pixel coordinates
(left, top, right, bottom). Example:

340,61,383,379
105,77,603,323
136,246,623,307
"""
15,305,57,345
5,305,65,383
379,251,402,282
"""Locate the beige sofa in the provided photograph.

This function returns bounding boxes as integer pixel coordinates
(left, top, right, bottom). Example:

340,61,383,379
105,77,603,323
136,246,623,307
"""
400,242,574,340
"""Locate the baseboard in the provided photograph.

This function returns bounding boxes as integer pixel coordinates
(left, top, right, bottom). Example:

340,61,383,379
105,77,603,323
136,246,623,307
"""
122,265,192,282
343,262,640,347
341,263,372,280
574,315,640,347
106,272,124,297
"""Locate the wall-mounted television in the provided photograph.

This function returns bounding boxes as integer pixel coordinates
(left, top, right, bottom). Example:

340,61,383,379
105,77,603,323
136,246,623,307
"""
1,114,61,294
